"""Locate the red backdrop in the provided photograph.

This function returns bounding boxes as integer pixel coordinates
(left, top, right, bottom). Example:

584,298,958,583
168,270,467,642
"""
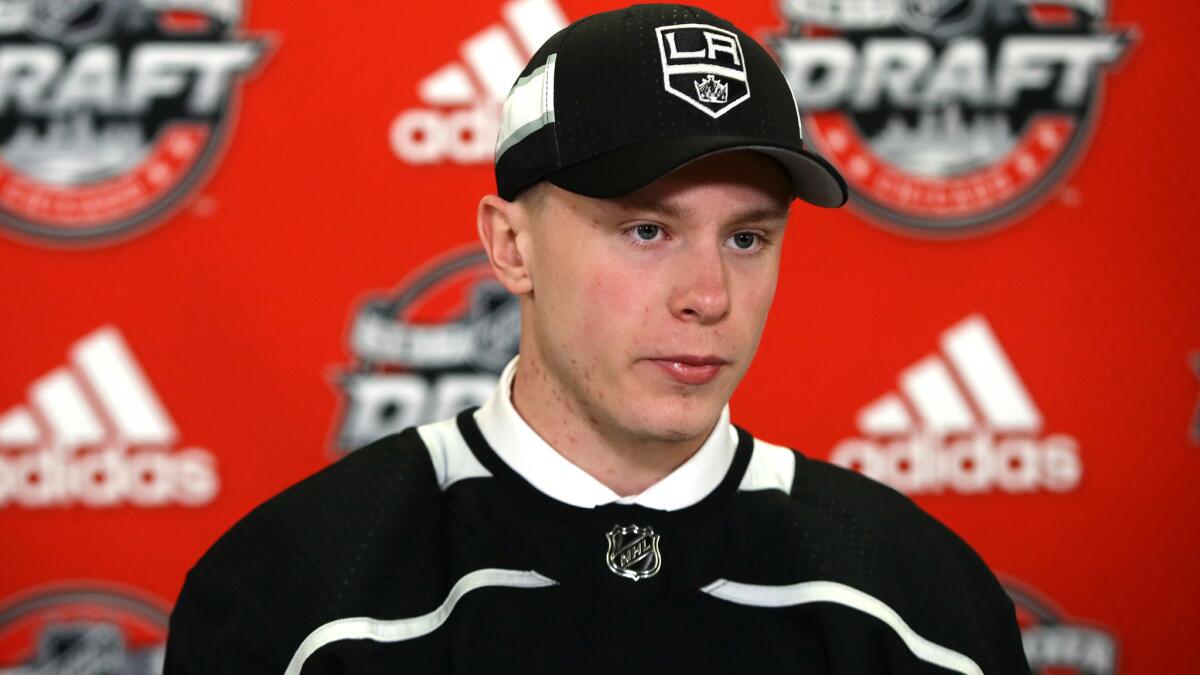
1,0,1196,672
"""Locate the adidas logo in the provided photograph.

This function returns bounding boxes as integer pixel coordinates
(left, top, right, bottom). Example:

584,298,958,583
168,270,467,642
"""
389,0,567,164
0,326,218,509
830,314,1082,495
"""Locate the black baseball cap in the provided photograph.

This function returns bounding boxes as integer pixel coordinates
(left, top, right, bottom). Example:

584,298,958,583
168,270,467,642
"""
493,3,846,207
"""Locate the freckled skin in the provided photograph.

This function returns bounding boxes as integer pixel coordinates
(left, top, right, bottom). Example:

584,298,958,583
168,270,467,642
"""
485,151,792,496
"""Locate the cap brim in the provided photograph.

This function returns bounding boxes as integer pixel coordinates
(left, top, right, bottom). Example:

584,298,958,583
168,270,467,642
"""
545,135,848,208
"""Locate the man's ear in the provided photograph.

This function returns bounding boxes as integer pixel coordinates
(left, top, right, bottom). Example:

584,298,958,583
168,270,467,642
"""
477,193,533,295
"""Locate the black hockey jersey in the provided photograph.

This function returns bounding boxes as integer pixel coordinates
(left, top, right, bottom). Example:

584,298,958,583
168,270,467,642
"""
165,409,1031,674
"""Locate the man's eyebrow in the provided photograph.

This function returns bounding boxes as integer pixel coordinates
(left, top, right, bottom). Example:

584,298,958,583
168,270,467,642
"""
618,196,686,218
617,198,789,225
725,205,790,227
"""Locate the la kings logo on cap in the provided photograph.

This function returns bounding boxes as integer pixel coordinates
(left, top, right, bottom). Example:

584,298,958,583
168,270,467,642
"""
0,0,268,244
656,24,749,118
773,0,1133,234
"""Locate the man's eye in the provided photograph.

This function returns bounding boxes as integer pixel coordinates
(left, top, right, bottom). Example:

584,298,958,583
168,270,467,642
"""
634,224,661,241
730,232,759,250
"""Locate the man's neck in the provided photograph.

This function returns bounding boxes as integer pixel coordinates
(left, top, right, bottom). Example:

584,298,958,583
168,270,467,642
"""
509,353,708,497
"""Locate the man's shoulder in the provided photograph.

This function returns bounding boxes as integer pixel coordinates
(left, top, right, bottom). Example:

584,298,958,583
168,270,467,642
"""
735,434,1029,675
166,427,450,671
179,426,449,617
744,433,995,586
210,427,440,557
791,445,931,529
744,432,931,530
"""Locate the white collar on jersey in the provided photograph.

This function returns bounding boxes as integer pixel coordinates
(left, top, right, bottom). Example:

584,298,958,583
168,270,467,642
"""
473,356,739,510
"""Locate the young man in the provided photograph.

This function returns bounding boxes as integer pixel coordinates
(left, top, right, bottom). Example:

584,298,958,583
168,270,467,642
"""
166,5,1030,673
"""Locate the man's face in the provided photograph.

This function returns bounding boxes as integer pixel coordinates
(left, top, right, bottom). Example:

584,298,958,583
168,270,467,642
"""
520,151,792,445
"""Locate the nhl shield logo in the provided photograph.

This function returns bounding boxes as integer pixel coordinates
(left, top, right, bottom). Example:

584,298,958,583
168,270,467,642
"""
605,524,662,581
655,24,749,118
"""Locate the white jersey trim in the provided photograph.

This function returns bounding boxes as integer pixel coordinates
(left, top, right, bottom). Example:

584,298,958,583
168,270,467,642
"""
284,568,557,675
417,417,492,490
474,356,738,510
738,437,795,494
700,579,983,675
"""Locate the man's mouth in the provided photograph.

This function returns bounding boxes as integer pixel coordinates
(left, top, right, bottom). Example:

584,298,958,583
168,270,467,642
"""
648,356,728,385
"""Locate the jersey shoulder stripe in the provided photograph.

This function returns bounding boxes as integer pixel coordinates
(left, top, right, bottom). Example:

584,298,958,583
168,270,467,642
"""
284,568,557,675
418,416,491,489
737,434,796,494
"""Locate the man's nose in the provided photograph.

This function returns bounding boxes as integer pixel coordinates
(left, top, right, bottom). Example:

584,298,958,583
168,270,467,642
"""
669,242,732,324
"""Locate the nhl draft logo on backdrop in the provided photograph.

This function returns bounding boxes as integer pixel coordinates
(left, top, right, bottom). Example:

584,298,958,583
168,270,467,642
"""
605,524,662,581
772,0,1133,234
0,585,168,672
0,0,267,244
1003,578,1119,674
656,24,749,118
332,247,520,454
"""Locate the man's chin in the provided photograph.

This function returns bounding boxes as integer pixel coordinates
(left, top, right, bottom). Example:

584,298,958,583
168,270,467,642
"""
603,370,732,444
624,402,725,446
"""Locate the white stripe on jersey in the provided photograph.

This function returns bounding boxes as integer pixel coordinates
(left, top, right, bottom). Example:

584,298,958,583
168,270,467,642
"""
285,568,557,675
419,416,493,490
701,578,984,675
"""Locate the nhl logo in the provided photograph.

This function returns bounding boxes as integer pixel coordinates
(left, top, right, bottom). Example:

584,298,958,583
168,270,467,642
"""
656,24,749,118
605,524,662,581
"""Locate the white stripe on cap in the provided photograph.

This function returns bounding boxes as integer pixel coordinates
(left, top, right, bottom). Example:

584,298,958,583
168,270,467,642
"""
495,54,556,161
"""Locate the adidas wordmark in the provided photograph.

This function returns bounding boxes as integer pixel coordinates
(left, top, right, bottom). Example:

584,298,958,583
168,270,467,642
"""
0,326,218,508
830,315,1082,495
